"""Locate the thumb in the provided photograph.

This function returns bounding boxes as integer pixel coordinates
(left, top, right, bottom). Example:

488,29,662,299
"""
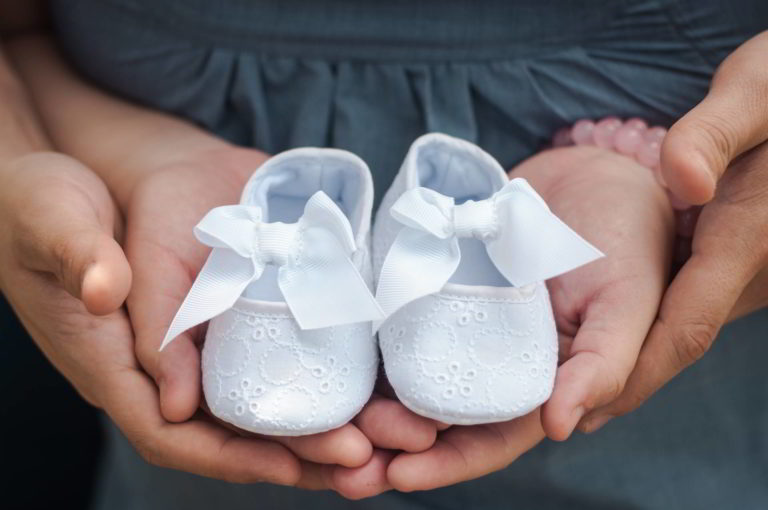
44,228,131,315
11,154,132,315
661,31,768,204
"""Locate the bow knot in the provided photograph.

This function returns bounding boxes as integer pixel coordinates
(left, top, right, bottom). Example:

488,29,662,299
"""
161,192,383,350
253,222,299,266
375,178,604,330
452,199,498,241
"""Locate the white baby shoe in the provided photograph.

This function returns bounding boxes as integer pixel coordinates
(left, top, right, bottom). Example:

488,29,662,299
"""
373,133,603,425
162,148,383,436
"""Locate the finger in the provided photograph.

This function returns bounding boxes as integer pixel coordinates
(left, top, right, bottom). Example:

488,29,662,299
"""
203,401,373,468
541,272,665,441
730,265,768,321
661,31,768,204
102,363,302,485
354,395,438,452
274,424,373,468
10,155,132,315
330,449,394,500
387,410,544,492
297,449,393,499
582,247,757,432
127,214,204,423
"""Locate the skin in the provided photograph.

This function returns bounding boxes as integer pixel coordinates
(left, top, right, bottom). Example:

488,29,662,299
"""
387,31,768,490
387,144,675,490
4,33,441,499
580,30,768,432
2,1,767,498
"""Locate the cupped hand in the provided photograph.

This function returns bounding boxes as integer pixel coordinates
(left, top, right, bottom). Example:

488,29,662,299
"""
4,32,439,496
0,153,301,486
579,30,768,431
386,144,675,491
126,144,440,497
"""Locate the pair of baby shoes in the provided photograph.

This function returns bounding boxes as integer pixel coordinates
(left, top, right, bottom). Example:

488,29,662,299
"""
161,133,603,436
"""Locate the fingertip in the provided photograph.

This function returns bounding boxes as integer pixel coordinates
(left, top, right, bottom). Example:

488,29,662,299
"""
661,123,720,205
81,238,132,315
282,424,373,468
355,397,438,452
332,449,394,500
386,453,421,493
327,425,374,468
157,340,201,422
540,353,612,442
541,400,581,442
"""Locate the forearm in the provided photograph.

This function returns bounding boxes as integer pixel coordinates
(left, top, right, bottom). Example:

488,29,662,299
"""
0,46,50,164
4,33,236,208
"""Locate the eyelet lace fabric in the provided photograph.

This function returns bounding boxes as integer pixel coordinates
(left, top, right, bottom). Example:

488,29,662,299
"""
202,301,378,435
378,282,557,424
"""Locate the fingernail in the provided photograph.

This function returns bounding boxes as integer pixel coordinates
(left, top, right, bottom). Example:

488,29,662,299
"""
580,414,612,434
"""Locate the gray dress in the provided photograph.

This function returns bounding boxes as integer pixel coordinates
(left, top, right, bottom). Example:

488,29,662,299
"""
50,1,768,508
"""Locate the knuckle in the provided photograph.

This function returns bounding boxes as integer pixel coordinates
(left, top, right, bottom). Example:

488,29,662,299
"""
619,386,654,416
672,320,719,366
49,234,87,292
694,114,740,163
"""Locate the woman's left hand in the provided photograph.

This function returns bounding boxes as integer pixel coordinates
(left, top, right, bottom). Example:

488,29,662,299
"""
580,31,768,432
386,144,676,490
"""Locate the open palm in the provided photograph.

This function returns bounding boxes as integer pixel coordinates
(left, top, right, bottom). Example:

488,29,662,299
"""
386,145,675,491
125,145,440,497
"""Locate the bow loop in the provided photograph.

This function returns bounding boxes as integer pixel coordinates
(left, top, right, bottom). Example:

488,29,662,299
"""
390,187,456,239
161,192,382,351
375,178,604,330
194,205,263,258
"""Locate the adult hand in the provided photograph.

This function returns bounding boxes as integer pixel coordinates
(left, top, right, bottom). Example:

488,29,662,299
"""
0,153,303,486
8,34,440,498
579,31,768,432
386,145,675,490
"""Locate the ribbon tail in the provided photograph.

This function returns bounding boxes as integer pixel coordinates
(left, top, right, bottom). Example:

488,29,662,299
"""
374,229,460,332
159,248,257,351
278,228,383,330
487,191,604,287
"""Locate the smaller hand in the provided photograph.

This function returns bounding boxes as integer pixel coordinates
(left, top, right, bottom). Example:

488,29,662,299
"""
126,144,440,497
582,134,768,432
386,145,675,490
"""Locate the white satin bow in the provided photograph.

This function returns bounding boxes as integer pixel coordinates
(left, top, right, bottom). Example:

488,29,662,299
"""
160,191,383,350
375,178,604,329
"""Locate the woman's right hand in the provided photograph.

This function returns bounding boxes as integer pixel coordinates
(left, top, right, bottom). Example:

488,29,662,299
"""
0,152,396,495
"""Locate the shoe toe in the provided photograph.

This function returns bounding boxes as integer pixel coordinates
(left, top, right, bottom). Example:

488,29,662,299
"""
201,299,377,436
379,282,558,425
